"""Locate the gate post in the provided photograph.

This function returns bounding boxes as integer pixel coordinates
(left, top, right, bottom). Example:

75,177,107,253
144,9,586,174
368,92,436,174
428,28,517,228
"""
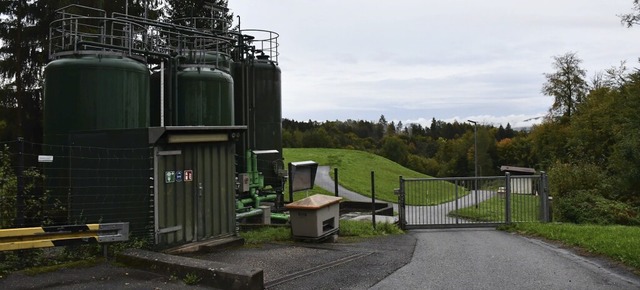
505,172,511,224
394,176,406,230
539,172,550,222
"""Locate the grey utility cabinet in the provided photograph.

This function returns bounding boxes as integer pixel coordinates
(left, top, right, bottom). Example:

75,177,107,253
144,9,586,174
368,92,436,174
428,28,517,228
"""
286,195,342,239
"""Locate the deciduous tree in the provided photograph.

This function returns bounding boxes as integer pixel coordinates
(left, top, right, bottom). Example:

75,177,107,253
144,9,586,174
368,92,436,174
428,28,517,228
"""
541,52,588,122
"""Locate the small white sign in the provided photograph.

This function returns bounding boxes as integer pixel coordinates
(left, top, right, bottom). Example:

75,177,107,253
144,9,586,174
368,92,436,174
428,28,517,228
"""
38,155,54,163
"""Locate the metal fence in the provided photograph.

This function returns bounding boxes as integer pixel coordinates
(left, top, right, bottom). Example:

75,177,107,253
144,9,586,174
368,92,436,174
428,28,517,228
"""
0,138,154,242
397,173,550,230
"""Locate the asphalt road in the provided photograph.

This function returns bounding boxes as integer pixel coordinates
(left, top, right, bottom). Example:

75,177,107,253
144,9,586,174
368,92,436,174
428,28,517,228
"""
371,229,640,290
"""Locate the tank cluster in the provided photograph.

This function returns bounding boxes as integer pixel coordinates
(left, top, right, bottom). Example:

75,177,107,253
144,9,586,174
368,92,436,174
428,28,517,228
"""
44,4,287,225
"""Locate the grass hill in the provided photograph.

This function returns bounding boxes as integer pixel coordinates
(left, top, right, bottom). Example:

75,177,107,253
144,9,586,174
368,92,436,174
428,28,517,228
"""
284,148,462,204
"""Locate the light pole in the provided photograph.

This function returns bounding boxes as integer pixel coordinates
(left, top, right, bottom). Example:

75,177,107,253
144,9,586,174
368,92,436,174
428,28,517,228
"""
468,120,478,208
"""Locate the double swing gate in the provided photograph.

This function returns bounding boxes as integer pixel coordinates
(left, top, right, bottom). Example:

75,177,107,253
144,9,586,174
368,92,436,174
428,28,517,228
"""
396,173,551,229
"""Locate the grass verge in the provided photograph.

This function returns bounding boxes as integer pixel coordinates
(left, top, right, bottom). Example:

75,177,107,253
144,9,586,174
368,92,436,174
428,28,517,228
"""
239,220,403,245
502,223,640,274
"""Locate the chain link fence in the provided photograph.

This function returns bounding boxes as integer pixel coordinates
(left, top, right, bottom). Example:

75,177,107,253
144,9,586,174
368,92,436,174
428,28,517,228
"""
0,138,154,242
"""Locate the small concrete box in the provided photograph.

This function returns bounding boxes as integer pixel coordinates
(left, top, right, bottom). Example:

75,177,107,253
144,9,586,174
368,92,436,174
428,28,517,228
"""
286,195,343,238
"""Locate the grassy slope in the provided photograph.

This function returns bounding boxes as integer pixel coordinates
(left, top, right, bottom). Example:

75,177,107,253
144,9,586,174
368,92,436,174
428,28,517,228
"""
284,148,465,205
504,223,640,274
284,148,417,203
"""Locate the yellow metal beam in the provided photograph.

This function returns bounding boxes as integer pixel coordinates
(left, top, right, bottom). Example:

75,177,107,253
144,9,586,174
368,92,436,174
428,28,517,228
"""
0,223,128,252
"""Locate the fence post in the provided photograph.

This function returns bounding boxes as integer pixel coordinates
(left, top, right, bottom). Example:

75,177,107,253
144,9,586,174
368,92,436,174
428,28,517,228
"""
505,172,511,224
371,171,376,229
455,180,459,224
541,172,550,222
538,172,545,222
334,168,339,197
399,176,406,230
288,162,293,203
15,137,25,227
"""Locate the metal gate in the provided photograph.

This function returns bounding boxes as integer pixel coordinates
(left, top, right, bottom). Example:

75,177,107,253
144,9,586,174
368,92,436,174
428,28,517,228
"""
396,173,550,229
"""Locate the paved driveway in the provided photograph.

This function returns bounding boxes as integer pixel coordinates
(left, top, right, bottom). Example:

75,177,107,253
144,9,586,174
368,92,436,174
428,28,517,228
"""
371,229,640,290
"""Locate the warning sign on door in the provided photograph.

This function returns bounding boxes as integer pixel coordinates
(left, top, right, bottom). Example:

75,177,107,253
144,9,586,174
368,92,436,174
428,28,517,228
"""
184,170,193,182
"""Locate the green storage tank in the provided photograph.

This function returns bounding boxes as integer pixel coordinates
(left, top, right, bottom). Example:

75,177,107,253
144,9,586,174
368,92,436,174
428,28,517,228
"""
150,53,234,127
43,55,150,146
175,67,234,126
42,55,150,224
233,56,283,190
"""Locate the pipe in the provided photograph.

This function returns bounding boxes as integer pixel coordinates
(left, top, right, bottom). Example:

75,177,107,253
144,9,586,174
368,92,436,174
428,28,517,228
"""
269,213,289,222
160,61,164,126
236,199,245,210
236,208,263,220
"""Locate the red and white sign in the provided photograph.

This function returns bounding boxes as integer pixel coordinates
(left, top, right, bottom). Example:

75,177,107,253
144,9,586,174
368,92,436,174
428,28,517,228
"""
184,170,193,182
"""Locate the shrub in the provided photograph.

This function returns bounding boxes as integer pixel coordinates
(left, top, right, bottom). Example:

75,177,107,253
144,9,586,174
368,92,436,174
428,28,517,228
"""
553,189,640,225
549,162,640,225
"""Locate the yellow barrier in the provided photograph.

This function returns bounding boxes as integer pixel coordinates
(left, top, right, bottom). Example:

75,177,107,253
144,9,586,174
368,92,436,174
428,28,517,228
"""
0,223,129,251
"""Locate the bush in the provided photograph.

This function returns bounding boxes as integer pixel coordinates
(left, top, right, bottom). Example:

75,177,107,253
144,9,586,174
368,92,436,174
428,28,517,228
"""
553,189,640,225
549,162,640,225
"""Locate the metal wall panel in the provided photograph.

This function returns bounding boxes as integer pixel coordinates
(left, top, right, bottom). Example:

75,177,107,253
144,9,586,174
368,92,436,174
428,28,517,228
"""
155,142,236,246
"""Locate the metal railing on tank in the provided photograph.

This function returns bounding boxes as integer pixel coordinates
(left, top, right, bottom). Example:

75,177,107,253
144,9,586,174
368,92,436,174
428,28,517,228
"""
49,5,150,60
111,12,235,71
239,29,279,64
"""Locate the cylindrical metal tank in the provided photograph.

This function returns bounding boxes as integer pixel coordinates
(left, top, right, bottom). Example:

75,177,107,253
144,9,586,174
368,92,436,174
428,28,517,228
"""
42,54,150,225
44,55,150,145
233,56,283,189
175,68,234,126
150,53,234,126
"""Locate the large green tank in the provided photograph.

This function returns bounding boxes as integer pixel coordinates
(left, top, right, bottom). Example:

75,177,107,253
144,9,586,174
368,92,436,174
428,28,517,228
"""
175,68,234,126
44,55,150,145
42,55,150,224
150,53,234,126
233,56,283,190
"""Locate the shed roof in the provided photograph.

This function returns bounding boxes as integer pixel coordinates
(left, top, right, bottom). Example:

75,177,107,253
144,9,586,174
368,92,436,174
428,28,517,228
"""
285,194,342,210
500,165,536,174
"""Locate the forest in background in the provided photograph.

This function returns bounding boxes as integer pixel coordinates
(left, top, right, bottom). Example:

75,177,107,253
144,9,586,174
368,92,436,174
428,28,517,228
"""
283,117,520,178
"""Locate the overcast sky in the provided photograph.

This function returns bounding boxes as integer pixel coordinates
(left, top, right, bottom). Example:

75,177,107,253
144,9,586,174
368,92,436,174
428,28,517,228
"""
230,1,640,128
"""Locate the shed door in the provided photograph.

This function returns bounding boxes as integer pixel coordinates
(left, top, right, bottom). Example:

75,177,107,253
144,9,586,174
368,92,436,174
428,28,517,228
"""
154,143,236,246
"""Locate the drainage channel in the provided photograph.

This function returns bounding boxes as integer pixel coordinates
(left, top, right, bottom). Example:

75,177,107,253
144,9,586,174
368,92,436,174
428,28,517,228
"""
264,251,373,289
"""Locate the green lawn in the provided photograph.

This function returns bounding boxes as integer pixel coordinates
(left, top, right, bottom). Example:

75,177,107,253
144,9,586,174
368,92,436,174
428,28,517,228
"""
284,148,465,205
449,194,541,222
503,223,640,274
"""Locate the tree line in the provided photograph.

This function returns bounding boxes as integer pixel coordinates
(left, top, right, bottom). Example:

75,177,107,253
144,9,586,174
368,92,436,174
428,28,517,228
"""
283,117,520,178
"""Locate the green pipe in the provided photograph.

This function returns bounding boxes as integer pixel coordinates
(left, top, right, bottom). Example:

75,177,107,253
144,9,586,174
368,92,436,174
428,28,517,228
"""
235,199,245,210
239,194,277,207
258,194,278,202
239,198,254,205
270,213,290,221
